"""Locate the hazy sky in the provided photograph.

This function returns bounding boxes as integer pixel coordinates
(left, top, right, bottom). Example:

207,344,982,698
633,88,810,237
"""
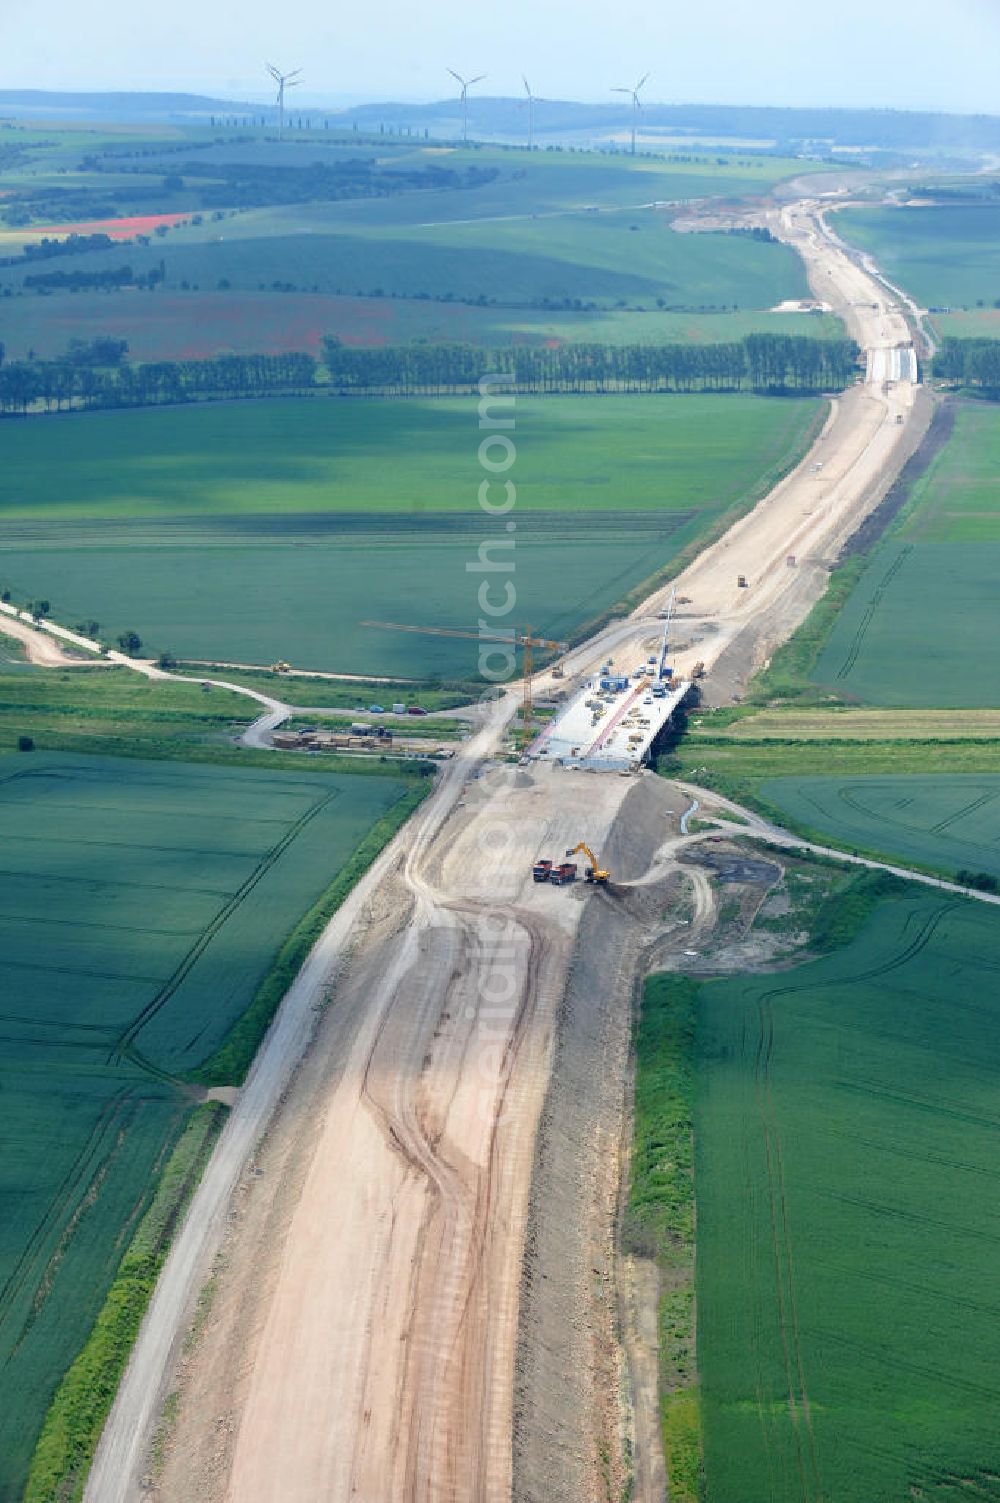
5,0,1000,115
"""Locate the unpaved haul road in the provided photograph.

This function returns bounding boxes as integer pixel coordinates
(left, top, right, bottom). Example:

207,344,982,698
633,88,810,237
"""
678,780,1000,911
0,603,96,666
86,198,924,1503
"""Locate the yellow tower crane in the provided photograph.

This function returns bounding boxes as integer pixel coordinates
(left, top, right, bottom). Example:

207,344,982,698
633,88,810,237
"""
565,842,611,884
361,620,568,731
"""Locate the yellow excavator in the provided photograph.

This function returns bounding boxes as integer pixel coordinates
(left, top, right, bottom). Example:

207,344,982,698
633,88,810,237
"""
566,842,611,885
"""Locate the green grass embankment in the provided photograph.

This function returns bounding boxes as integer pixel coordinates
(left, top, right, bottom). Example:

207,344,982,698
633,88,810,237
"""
625,974,701,1503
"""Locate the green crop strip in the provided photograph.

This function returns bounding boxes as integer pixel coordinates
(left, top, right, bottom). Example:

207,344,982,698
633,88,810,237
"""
630,868,911,1501
23,1102,226,1503
693,880,1000,1501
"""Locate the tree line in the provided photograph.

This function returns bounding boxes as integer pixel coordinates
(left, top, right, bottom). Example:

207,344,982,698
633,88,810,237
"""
0,332,861,415
934,338,1000,393
24,263,165,292
320,334,861,394
0,351,316,413
83,157,501,211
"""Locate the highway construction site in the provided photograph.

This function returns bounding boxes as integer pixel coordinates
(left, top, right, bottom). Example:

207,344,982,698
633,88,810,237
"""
72,192,932,1503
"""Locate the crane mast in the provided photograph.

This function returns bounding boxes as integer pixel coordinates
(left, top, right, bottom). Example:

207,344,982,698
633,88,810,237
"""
361,619,567,735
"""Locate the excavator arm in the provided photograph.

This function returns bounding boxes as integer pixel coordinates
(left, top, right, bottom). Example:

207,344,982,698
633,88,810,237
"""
565,842,611,884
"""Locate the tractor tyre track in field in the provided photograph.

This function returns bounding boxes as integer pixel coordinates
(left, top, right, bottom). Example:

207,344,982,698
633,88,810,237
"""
752,993,821,1503
0,1090,136,1354
835,545,912,680
110,790,341,1068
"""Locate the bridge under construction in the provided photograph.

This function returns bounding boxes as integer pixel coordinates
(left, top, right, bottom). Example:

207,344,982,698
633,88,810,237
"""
527,602,691,772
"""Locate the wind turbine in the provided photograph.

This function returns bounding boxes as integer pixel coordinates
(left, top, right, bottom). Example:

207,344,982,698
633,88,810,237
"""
447,68,485,145
522,76,536,150
267,63,302,138
612,72,650,156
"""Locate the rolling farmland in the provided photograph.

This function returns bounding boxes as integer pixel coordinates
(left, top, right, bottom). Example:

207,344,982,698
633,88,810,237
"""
0,394,821,519
837,203,1000,310
709,707,1000,740
0,289,842,362
0,530,691,677
815,404,1000,705
0,104,954,1503
932,308,1000,340
761,772,1000,879
0,752,409,1499
0,394,821,674
0,136,822,380
695,889,1000,1503
0,211,808,314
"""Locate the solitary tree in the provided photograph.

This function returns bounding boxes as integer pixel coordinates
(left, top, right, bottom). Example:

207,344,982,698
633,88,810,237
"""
117,629,142,656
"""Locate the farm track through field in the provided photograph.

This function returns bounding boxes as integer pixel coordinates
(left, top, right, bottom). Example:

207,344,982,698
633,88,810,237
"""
39,187,928,1503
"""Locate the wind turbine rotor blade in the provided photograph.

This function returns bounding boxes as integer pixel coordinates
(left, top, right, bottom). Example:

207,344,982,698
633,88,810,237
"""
468,75,486,85
636,71,650,91
447,68,464,85
523,75,531,96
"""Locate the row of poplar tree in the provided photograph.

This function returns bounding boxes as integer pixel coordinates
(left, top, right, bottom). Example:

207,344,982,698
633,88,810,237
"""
0,333,863,414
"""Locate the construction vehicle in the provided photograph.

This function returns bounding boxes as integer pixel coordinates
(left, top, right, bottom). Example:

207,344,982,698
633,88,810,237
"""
737,575,748,588
565,842,611,885
552,665,565,679
691,660,706,679
533,858,553,882
551,861,578,886
270,660,291,674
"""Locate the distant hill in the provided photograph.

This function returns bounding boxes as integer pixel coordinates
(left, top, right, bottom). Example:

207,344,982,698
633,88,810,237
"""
1,90,999,157
340,97,1000,156
0,89,257,120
